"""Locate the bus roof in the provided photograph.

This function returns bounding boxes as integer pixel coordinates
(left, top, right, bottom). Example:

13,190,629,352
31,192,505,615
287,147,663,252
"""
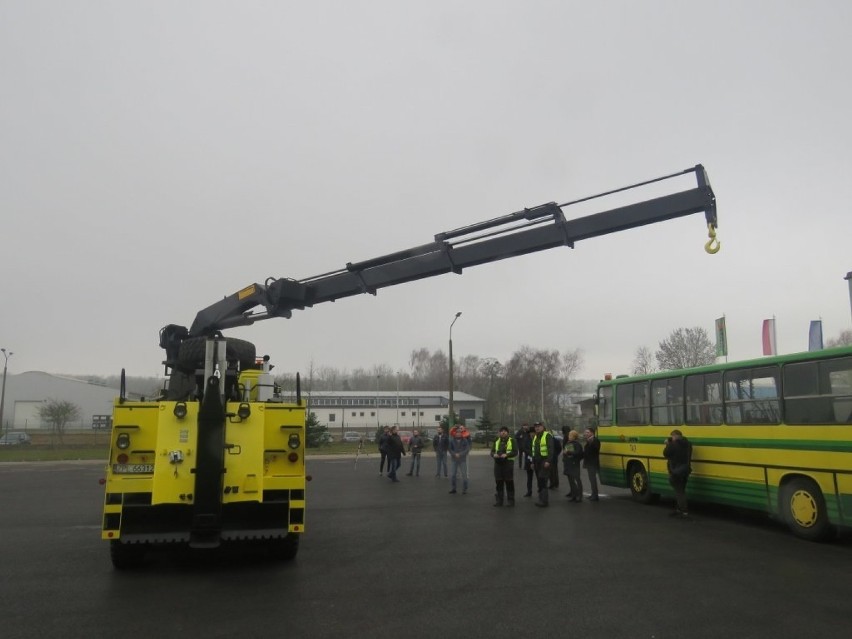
598,344,852,386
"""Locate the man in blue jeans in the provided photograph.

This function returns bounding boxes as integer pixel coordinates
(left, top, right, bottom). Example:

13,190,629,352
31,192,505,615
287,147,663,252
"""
448,425,471,494
433,426,449,477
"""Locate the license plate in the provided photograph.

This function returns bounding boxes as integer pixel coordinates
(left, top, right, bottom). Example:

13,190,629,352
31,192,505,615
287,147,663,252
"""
112,463,154,474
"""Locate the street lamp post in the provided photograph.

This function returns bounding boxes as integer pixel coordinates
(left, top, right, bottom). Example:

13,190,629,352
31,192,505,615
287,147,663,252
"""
0,348,13,436
845,271,852,325
375,375,381,431
448,312,462,428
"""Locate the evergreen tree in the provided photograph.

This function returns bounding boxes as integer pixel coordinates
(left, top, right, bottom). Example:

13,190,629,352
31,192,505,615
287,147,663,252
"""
305,411,329,448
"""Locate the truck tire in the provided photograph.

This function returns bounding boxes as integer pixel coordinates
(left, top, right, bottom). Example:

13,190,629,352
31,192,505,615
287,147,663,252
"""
268,533,299,561
177,337,256,371
110,540,146,570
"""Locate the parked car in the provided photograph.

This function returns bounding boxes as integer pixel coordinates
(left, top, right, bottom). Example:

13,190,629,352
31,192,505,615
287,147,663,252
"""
0,432,32,446
341,432,363,443
398,430,413,444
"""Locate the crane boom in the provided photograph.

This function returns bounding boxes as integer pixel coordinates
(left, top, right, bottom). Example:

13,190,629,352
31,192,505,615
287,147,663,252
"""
161,164,716,362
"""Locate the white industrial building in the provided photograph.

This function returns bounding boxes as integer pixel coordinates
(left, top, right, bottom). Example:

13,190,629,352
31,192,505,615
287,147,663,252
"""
0,372,136,431
0,371,484,435
303,390,484,435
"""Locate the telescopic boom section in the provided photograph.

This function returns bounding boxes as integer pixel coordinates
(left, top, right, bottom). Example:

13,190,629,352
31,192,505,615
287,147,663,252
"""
187,164,716,338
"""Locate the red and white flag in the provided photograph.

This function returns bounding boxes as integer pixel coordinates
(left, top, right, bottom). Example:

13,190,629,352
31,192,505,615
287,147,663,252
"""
762,318,776,356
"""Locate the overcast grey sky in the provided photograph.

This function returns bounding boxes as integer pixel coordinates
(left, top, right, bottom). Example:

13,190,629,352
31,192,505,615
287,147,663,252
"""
2,1,851,383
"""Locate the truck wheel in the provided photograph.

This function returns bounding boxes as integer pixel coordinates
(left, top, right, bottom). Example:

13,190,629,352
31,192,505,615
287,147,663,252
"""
110,540,146,570
780,478,833,541
628,462,656,504
177,337,256,371
268,533,299,561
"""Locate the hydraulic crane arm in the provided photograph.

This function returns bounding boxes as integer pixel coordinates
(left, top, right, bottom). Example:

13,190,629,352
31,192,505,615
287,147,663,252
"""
184,164,716,339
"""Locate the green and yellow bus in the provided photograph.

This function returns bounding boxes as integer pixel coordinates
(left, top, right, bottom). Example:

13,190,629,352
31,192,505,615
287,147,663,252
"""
596,345,852,540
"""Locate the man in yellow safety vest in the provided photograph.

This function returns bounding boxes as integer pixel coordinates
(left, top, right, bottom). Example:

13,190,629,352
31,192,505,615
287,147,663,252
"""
530,421,555,507
490,426,517,507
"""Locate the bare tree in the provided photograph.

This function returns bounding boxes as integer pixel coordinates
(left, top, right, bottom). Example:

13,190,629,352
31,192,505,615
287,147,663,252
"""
408,348,448,390
505,346,562,424
37,399,81,446
656,327,716,370
827,330,852,348
478,357,506,426
561,348,584,381
632,346,657,375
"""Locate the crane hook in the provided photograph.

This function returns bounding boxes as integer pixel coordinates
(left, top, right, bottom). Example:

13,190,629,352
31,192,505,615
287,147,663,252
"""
704,223,720,254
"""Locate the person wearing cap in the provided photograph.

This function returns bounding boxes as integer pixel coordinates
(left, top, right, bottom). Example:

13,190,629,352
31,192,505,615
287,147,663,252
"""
490,426,517,507
530,421,556,507
448,424,471,494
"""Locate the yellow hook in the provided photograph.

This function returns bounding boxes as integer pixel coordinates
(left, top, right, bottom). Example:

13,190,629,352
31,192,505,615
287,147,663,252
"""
704,223,720,254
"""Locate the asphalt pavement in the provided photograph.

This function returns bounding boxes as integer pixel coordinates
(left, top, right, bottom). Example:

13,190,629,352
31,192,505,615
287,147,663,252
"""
1,454,851,639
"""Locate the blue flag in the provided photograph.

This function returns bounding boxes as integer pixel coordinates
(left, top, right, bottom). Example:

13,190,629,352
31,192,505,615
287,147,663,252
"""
808,320,823,351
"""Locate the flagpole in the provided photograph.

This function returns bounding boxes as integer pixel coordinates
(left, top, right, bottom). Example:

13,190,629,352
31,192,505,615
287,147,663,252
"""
772,314,778,356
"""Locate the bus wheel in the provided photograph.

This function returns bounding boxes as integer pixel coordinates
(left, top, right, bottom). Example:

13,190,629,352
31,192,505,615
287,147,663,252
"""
780,478,833,541
110,540,146,570
268,533,299,561
628,462,655,504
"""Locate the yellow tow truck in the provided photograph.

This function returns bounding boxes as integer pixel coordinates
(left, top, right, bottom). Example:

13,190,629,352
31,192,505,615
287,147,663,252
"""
101,164,718,568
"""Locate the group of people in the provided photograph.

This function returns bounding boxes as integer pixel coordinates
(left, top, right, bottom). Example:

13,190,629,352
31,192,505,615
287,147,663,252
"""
376,423,473,493
502,422,600,508
377,421,693,517
377,425,426,482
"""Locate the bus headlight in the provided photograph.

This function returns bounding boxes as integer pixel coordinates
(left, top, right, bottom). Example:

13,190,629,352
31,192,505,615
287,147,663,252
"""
116,433,130,450
288,434,300,450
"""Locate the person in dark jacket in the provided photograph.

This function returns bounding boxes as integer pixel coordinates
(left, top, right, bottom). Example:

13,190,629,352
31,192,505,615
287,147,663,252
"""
562,429,584,502
448,425,471,494
663,429,693,517
548,431,563,489
514,423,531,470
583,427,601,501
518,423,535,497
406,429,424,476
433,426,449,477
490,426,517,507
386,426,406,482
378,426,391,476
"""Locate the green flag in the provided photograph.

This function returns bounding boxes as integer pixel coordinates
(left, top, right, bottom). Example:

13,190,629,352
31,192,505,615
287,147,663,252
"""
715,316,728,357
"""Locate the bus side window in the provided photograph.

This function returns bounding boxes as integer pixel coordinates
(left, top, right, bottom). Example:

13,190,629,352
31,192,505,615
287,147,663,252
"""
686,373,722,425
784,358,852,425
724,366,780,425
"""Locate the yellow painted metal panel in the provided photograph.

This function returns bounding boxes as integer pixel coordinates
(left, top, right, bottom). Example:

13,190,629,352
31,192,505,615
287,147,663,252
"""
222,405,266,503
150,402,198,505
